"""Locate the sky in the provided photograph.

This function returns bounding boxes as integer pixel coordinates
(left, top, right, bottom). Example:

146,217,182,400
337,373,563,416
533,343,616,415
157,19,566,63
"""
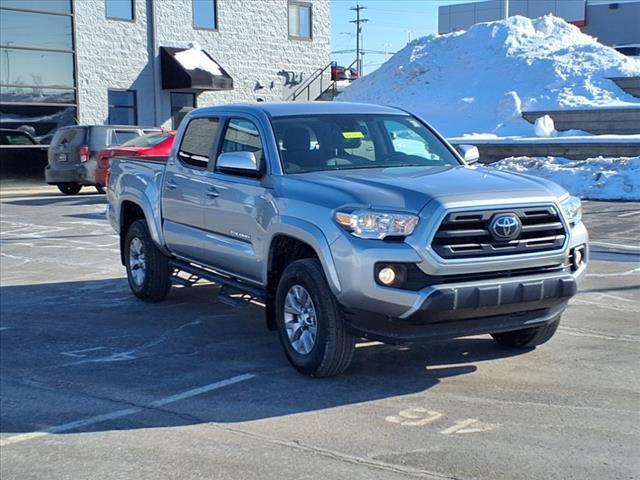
331,0,478,73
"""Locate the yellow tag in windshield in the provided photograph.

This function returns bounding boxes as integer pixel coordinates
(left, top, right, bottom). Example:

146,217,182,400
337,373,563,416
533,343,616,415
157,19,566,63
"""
342,131,364,139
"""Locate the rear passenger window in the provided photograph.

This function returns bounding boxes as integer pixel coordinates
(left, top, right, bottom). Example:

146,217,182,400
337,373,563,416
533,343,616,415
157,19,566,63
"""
55,128,86,146
112,130,139,145
220,119,264,169
179,117,220,169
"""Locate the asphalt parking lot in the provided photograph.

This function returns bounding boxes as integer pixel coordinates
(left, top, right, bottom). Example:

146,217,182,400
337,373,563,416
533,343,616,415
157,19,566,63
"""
1,182,638,480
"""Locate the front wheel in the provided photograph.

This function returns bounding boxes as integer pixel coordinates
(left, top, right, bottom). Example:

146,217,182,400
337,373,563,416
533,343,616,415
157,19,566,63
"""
491,317,560,348
276,259,355,377
124,220,171,302
57,183,82,195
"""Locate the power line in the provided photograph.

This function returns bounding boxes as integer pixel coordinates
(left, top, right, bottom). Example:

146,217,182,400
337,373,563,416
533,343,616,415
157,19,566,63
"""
349,4,368,76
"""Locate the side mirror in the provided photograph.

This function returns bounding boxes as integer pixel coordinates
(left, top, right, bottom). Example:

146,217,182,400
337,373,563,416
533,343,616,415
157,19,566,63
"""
216,151,261,177
457,144,480,164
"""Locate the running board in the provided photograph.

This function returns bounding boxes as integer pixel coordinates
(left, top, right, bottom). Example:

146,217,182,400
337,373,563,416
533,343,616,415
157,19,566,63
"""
169,259,266,302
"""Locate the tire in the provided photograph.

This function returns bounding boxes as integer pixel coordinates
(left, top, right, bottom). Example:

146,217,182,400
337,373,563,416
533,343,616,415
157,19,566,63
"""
95,185,106,194
57,183,82,195
124,219,172,302
491,317,560,348
275,258,355,377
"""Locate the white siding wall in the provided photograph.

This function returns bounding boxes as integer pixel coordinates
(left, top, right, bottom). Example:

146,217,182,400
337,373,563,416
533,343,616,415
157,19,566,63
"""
74,0,330,128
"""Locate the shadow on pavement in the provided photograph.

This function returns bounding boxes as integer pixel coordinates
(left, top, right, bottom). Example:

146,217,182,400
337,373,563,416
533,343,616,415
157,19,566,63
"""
4,195,107,207
0,278,530,436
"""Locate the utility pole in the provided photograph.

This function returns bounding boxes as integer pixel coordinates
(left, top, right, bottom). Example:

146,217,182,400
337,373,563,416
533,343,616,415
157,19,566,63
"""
349,4,368,76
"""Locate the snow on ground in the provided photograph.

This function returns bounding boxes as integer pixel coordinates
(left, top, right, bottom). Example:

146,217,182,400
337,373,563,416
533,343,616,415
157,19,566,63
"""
449,134,640,144
339,15,640,138
489,156,640,201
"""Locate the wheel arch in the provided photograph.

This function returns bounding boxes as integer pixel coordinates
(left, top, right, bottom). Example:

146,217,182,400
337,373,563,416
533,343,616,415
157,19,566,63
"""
118,197,168,264
263,220,342,330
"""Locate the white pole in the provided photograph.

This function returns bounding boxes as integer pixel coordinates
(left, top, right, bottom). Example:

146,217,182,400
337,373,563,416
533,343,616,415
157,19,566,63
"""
503,0,509,19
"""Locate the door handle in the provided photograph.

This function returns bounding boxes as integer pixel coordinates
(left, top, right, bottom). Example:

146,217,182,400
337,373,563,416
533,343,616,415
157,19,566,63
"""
166,179,177,190
206,187,219,198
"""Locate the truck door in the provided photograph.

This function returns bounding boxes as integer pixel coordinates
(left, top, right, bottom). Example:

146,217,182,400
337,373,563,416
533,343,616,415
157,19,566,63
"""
162,116,220,264
201,117,271,283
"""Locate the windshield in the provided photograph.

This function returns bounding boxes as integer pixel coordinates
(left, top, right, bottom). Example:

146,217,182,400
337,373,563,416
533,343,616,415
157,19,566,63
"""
271,114,460,174
121,132,172,148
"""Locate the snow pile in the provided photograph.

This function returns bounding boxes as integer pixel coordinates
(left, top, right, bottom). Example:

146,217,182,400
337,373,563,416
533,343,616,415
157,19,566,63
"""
533,115,556,137
489,156,640,201
175,42,223,76
339,15,640,137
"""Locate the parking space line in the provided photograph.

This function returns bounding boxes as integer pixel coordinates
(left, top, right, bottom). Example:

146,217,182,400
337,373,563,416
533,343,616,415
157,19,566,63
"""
0,373,255,447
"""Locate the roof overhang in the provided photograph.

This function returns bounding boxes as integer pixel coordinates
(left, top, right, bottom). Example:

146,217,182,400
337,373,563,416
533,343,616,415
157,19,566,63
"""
160,46,233,91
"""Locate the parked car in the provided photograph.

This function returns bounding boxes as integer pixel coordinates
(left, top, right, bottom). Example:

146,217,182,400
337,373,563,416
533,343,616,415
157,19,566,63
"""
331,63,359,81
0,128,48,176
96,131,176,189
107,102,588,377
0,128,39,146
45,125,160,195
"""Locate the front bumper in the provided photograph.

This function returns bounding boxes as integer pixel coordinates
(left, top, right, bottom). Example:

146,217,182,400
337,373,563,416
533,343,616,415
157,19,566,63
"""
343,274,575,343
44,164,87,184
330,219,588,343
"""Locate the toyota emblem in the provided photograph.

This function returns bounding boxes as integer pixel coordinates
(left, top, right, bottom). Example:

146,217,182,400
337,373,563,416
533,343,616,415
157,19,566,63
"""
490,214,522,241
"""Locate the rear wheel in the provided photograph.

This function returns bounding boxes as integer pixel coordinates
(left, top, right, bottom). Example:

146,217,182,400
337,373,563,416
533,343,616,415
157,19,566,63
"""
491,317,560,348
124,220,171,302
276,259,355,377
57,183,82,195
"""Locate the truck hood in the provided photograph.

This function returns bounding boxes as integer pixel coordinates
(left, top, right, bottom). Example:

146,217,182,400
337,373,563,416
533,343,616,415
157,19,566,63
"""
283,165,566,212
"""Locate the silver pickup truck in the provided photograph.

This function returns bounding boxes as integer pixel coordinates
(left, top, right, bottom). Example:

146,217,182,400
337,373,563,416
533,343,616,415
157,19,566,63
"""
107,102,588,377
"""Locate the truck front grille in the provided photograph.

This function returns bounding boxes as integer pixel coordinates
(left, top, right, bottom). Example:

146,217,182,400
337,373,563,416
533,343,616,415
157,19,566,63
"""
431,206,566,259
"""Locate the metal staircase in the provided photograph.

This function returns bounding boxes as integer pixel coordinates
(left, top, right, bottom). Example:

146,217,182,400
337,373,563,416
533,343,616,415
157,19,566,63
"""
286,60,358,102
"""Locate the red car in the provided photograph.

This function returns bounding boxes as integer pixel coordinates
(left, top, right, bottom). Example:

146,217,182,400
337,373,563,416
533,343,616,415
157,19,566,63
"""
96,131,176,188
331,64,359,81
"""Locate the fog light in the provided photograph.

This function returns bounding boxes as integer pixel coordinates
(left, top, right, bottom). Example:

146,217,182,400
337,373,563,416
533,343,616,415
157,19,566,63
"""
575,248,583,266
378,267,396,285
572,245,586,271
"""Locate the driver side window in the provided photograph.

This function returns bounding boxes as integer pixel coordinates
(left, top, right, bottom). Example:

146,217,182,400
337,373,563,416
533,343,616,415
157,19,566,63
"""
219,119,264,170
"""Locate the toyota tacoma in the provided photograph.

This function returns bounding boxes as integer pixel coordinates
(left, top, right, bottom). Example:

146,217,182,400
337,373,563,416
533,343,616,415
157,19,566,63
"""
107,102,588,377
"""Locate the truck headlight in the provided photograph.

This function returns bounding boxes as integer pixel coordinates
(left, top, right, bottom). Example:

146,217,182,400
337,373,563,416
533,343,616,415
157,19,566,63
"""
560,196,582,225
335,210,419,239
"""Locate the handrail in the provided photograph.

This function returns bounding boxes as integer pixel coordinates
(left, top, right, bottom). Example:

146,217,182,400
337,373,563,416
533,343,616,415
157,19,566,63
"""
285,62,334,102
286,59,359,102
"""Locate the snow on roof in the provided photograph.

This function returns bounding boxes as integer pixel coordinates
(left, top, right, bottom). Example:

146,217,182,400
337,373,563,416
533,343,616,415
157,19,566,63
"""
175,42,223,76
339,15,640,138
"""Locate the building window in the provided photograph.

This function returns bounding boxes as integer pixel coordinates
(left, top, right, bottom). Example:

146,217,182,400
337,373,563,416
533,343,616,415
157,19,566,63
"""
288,1,312,39
193,0,217,30
178,117,220,169
0,0,77,138
108,90,137,125
170,93,196,129
106,0,134,21
0,0,71,14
